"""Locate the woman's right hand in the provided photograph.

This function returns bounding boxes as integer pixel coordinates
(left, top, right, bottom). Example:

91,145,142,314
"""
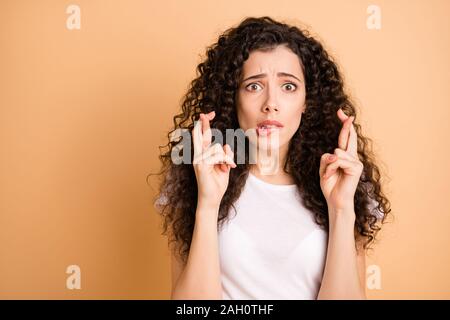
192,111,236,210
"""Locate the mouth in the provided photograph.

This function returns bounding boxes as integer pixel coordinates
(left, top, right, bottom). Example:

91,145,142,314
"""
256,120,284,137
256,125,281,136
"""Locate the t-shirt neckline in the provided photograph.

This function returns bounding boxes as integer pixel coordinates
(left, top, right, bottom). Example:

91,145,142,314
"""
248,172,297,190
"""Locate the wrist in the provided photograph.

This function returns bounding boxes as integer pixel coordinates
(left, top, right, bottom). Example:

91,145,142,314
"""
328,207,356,227
197,197,221,210
196,198,221,220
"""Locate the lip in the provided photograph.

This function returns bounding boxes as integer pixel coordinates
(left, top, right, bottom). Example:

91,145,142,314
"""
256,119,284,137
257,119,284,128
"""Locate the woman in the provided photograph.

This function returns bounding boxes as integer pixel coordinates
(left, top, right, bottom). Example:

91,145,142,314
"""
153,16,391,300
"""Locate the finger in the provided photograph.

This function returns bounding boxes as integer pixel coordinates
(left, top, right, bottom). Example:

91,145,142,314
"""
206,111,215,121
224,143,235,164
323,157,360,179
193,142,222,164
203,143,233,164
319,153,338,177
337,108,349,123
201,113,212,151
223,144,235,171
333,147,356,161
204,143,224,158
204,152,237,168
347,117,358,157
192,116,203,160
338,116,353,151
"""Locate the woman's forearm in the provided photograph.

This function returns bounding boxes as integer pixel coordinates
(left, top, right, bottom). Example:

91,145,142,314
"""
317,210,366,300
171,202,223,300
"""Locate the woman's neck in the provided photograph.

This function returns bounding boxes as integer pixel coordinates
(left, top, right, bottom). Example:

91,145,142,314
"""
249,166,295,185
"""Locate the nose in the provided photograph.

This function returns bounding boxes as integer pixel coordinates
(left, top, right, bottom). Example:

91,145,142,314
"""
263,103,278,113
262,83,279,113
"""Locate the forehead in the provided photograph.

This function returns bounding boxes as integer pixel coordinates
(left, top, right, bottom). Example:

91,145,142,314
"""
241,45,304,78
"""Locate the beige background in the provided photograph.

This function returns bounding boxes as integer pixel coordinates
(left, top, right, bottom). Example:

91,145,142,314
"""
0,0,449,299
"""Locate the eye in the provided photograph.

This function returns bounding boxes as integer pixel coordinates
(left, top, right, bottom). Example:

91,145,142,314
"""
283,83,297,91
245,83,262,92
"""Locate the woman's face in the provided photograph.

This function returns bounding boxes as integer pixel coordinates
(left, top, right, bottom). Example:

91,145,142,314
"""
236,44,306,152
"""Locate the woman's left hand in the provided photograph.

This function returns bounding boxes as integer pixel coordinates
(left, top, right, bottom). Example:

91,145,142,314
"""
319,108,364,218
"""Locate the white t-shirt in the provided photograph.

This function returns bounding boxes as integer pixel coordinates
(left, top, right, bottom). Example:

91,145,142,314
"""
218,172,328,300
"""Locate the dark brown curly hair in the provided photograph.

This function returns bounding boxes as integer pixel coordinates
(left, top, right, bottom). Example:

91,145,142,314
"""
150,16,392,264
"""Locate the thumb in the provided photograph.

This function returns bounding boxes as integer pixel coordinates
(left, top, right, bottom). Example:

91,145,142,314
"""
222,144,234,172
220,163,228,172
224,144,235,165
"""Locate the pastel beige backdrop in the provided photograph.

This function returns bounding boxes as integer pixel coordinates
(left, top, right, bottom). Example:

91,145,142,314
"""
1,0,449,299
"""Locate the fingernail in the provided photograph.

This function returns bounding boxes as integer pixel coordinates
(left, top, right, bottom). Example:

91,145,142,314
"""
328,155,336,161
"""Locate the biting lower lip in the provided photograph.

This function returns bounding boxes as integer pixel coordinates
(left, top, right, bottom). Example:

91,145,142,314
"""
256,126,281,136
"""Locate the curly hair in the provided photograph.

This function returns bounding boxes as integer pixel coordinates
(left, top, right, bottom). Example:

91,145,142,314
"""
150,16,392,264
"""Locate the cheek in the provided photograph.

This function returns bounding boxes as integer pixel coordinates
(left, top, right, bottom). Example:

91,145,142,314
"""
282,104,304,138
236,103,257,130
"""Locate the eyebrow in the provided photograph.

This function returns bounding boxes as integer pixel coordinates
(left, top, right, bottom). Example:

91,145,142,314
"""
241,72,302,83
